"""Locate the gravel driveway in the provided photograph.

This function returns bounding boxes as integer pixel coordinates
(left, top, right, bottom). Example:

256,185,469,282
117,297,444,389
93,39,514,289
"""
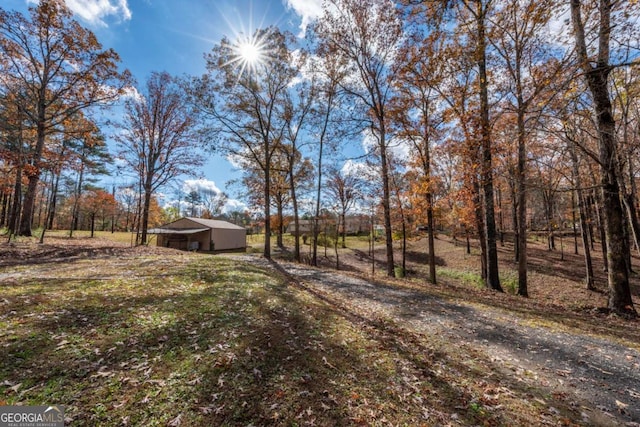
233,255,640,426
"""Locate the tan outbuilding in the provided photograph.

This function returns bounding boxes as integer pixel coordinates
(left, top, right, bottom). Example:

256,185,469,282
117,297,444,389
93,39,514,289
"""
149,217,246,252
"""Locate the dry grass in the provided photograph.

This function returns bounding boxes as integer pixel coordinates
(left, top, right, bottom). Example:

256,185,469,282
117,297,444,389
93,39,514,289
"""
1,233,637,425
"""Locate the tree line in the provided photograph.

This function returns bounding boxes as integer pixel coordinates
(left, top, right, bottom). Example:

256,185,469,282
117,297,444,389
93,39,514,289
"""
1,0,638,317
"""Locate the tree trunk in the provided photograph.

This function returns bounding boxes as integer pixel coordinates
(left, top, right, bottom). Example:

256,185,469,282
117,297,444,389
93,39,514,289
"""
263,147,272,259
516,103,528,296
594,192,608,271
36,174,48,230
401,219,406,275
18,102,48,236
497,185,504,246
0,193,8,228
334,214,340,270
473,178,488,282
623,193,640,257
8,163,23,237
276,198,284,248
370,213,375,276
69,163,85,238
427,192,437,284
579,191,595,290
628,154,640,254
545,191,555,251
313,85,333,267
511,181,519,262
379,129,395,277
586,192,596,251
572,190,579,255
341,211,347,249
476,1,502,292
140,186,151,245
47,170,61,230
18,176,39,236
570,0,636,317
289,167,301,262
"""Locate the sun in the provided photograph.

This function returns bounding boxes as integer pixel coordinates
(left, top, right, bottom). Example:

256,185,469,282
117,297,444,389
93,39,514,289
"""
226,31,271,82
228,33,267,80
238,41,261,65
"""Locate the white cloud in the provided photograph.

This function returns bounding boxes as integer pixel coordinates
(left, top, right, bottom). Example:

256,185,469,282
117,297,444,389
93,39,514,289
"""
182,178,223,195
119,85,143,102
180,179,248,214
284,0,323,36
387,136,412,163
28,0,132,27
360,128,378,155
544,4,573,49
341,159,377,182
223,199,248,213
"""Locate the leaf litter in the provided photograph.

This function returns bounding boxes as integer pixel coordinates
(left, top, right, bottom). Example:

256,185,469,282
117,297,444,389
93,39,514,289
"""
0,235,638,426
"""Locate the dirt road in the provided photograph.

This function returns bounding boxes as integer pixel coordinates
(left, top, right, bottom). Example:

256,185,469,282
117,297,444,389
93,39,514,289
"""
236,256,640,426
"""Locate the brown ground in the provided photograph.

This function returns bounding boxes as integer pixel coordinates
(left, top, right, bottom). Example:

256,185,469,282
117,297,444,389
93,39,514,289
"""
258,233,640,425
2,232,639,425
309,232,639,316
4,232,638,331
0,235,165,268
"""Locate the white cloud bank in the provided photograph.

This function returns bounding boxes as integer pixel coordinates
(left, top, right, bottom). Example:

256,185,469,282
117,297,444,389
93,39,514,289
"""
29,0,132,26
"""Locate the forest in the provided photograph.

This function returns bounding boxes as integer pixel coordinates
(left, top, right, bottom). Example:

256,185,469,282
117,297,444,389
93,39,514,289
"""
1,0,639,320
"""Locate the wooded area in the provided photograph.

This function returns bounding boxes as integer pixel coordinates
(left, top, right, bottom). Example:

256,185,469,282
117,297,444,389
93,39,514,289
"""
1,0,639,317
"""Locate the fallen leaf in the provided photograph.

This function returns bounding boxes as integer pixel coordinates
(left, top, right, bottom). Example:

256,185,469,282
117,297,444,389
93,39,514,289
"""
187,376,202,386
167,414,182,426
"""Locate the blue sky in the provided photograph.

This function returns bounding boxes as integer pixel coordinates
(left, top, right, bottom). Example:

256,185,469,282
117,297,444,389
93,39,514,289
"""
3,0,323,211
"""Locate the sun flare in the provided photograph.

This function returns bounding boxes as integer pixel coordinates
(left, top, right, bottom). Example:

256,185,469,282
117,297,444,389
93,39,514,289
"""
238,41,261,64
229,34,267,79
227,32,270,82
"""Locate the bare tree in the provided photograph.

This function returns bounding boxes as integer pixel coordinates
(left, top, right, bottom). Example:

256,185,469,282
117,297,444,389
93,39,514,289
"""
116,72,202,245
325,167,362,249
315,0,403,277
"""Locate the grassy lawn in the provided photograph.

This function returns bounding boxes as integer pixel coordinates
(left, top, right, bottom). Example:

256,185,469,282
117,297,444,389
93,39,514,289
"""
1,234,633,425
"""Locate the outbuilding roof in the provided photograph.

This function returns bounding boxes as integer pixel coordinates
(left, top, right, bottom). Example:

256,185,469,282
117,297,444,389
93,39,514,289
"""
147,228,209,235
149,217,246,232
184,217,246,230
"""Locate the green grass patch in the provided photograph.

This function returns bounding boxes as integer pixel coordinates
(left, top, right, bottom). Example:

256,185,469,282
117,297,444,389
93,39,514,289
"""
437,267,520,294
437,267,485,288
501,271,519,294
